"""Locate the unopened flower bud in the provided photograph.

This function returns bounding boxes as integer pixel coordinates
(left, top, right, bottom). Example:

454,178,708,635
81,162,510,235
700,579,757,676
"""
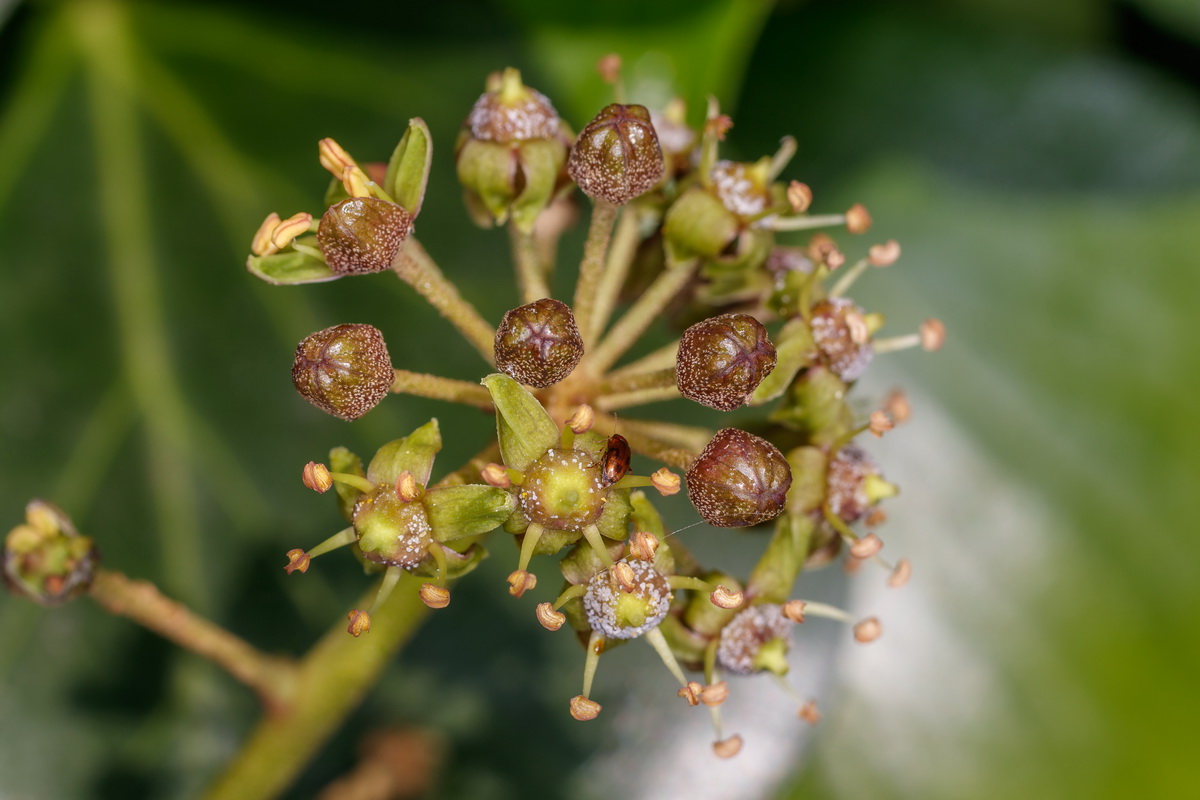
347,609,371,637
845,203,871,234
494,298,584,388
568,104,664,205
536,602,566,631
302,461,333,493
419,583,451,609
3,500,99,606
854,616,882,643
713,735,743,758
284,549,311,575
677,314,777,411
686,429,792,528
317,196,412,275
292,323,393,421
570,695,602,721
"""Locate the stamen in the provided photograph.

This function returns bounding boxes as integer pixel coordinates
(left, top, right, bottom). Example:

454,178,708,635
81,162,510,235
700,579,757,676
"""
678,681,703,707
710,585,744,610
251,212,281,256
854,616,883,643
781,599,806,623
302,461,333,493
346,610,371,637
798,699,821,724
305,526,357,560
480,463,511,488
920,318,946,351
786,180,812,213
566,404,595,434
629,531,659,561
395,470,422,502
612,561,636,592
506,569,537,598
713,735,743,758
868,410,894,437
768,136,797,180
844,203,872,234
868,239,901,266
536,602,566,631
419,583,450,609
884,388,912,423
849,533,883,559
888,557,912,588
570,695,602,721
283,549,310,574
700,681,729,706
650,468,681,496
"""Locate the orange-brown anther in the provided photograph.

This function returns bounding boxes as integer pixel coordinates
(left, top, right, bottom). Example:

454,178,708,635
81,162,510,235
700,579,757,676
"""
302,461,333,493
347,610,371,637
798,699,821,724
920,318,946,351
480,463,512,488
868,410,894,438
536,602,566,631
854,616,883,643
706,115,733,141
251,212,282,256
507,569,537,598
711,585,744,610
713,735,743,758
678,681,703,706
865,508,889,527
597,53,622,84
850,533,883,559
888,558,912,588
825,249,847,270
272,212,313,250
868,239,901,266
782,599,806,623
786,180,813,214
319,137,358,177
612,561,636,593
884,389,912,424
651,468,681,497
284,549,311,575
630,531,660,561
845,203,872,234
566,404,595,434
570,695,602,721
395,470,422,502
419,583,451,609
845,310,870,346
700,681,729,707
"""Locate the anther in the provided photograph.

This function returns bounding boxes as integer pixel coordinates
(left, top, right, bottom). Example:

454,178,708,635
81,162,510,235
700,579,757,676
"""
536,602,566,631
612,561,636,592
845,203,872,234
346,610,371,637
566,404,595,434
713,735,743,758
419,583,450,609
284,549,311,575
920,318,946,351
710,585,744,610
853,616,882,643
798,699,821,724
678,681,703,706
700,681,729,706
570,695,602,721
888,557,912,588
651,468,681,496
884,389,912,424
868,410,894,438
395,470,422,502
868,239,901,266
849,533,883,559
251,212,282,256
787,181,813,214
480,463,512,488
782,599,806,623
507,569,537,598
271,212,313,250
302,461,333,493
629,531,660,561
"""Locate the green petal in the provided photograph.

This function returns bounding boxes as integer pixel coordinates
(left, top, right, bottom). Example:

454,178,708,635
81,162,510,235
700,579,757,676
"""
246,248,339,285
425,484,517,542
329,445,365,523
748,318,815,405
385,117,432,218
481,373,559,471
365,419,442,488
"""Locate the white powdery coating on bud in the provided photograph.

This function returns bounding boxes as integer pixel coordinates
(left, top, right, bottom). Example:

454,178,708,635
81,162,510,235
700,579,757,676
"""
711,161,770,219
827,445,879,523
583,559,671,640
716,604,794,676
468,88,560,142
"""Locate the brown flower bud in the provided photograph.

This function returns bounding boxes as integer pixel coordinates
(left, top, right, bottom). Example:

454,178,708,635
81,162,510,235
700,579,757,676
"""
317,196,412,275
568,104,664,205
466,69,560,142
494,298,584,388
686,429,792,528
676,314,777,411
292,323,393,421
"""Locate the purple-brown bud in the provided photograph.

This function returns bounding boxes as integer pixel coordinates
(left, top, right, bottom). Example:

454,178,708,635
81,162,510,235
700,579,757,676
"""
676,313,777,411
317,196,412,275
493,298,584,388
292,323,393,421
686,429,792,528
568,104,664,205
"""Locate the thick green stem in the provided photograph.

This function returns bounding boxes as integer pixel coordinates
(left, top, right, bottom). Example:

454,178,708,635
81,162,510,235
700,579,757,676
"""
587,205,643,343
600,367,676,396
619,418,714,454
202,574,430,800
392,238,496,365
596,384,682,411
572,200,619,348
510,224,551,304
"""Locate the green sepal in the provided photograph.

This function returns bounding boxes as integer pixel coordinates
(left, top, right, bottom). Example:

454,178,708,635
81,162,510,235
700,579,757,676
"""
663,186,738,266
522,526,582,556
456,138,516,225
329,446,366,523
682,570,742,636
365,419,442,488
385,117,433,218
748,318,816,405
768,366,854,446
481,373,559,471
746,511,816,604
425,485,516,542
510,137,567,234
246,247,339,285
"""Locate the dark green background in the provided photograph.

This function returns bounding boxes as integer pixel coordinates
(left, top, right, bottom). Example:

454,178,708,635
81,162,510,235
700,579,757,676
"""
2,0,1198,797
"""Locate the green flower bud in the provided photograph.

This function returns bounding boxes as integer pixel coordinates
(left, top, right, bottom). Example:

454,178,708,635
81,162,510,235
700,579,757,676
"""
292,323,393,421
455,68,569,232
3,500,99,606
716,604,794,676
676,313,777,411
317,196,413,275
568,104,664,205
583,559,671,639
493,298,584,388
810,296,874,382
686,428,792,528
